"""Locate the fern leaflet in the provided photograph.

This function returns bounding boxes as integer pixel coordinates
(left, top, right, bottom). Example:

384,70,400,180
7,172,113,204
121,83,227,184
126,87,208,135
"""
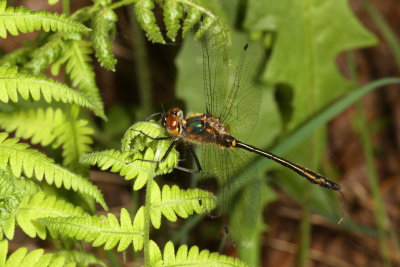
40,207,145,252
150,241,249,267
53,106,94,170
0,107,65,147
2,191,89,240
53,250,106,267
0,67,105,119
150,182,216,229
134,0,166,44
0,239,76,267
91,8,117,71
0,0,89,38
0,132,107,210
54,40,104,111
24,34,66,74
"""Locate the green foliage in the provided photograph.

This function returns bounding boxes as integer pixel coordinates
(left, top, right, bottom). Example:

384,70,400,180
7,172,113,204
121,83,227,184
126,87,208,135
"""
91,8,118,71
0,133,107,210
80,122,179,190
0,240,78,267
40,208,144,252
0,0,241,265
0,107,66,146
0,0,89,38
52,39,104,111
2,191,88,239
133,0,230,46
149,241,248,266
150,182,215,229
53,106,94,170
0,67,105,119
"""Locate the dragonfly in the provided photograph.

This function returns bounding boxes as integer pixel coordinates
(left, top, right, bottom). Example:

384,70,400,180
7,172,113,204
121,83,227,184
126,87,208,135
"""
136,37,341,246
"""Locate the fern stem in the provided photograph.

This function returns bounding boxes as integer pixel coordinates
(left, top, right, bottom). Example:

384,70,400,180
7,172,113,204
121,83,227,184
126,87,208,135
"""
143,173,154,266
129,6,153,117
63,0,70,15
109,0,138,10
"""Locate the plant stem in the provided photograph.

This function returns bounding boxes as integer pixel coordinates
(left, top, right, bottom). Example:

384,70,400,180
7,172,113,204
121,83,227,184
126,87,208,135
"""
109,0,137,10
356,104,391,267
143,174,154,267
62,0,70,15
295,184,311,267
347,51,392,267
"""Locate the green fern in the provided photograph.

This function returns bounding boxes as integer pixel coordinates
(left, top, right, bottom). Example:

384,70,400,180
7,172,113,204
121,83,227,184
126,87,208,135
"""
0,132,107,210
0,107,65,147
0,169,21,235
91,8,117,71
0,106,94,170
40,207,145,252
163,0,183,42
52,250,106,266
52,106,94,169
0,67,105,119
52,39,104,111
0,44,33,67
2,191,89,240
149,241,249,267
0,0,89,38
150,182,216,229
0,239,77,267
81,121,178,189
134,0,166,44
23,34,66,74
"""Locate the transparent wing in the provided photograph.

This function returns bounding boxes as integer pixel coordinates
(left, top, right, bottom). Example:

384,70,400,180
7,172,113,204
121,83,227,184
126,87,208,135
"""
219,42,264,141
201,35,229,116
200,144,260,246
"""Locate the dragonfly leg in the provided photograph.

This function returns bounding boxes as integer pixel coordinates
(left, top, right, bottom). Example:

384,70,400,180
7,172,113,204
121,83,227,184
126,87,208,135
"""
133,129,174,140
175,166,200,174
187,143,202,173
145,112,162,121
128,139,178,165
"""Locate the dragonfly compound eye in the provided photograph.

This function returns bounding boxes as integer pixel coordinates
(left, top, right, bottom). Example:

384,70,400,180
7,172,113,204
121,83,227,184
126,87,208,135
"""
166,115,180,136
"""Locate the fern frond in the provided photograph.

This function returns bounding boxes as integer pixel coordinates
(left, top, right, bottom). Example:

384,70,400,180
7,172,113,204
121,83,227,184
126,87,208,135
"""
53,106,94,169
40,208,145,252
91,8,117,71
2,191,88,239
182,5,201,37
0,107,65,147
0,45,33,67
0,67,105,119
0,169,22,235
80,148,177,190
54,40,104,111
150,182,216,229
81,121,178,189
150,241,249,267
163,0,183,42
134,0,166,44
0,0,89,38
24,34,66,74
0,133,107,210
53,250,106,267
0,239,75,267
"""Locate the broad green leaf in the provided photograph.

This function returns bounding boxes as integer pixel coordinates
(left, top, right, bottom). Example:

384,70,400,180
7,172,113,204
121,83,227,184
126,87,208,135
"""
244,0,377,127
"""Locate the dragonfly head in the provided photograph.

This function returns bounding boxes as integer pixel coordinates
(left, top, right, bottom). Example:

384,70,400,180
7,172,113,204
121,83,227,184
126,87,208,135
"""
163,107,183,136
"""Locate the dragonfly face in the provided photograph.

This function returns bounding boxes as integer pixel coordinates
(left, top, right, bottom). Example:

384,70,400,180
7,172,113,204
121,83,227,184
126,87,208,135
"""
162,107,184,137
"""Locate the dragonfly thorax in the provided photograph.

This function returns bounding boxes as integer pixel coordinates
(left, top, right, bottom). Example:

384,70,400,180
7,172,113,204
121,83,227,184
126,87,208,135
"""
181,112,236,148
